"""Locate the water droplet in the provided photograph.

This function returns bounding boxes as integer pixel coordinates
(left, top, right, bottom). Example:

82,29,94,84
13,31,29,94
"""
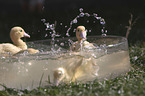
60,43,64,46
96,17,101,20
100,18,105,25
85,13,90,17
87,20,89,23
73,29,76,32
79,13,85,17
89,30,91,32
28,62,32,66
41,19,46,23
105,30,107,33
79,8,83,12
55,34,61,37
60,23,62,25
66,28,71,36
101,29,104,33
45,34,48,37
102,34,107,36
50,25,53,28
66,32,70,37
70,22,73,25
44,23,50,28
73,19,77,24
77,16,80,18
93,13,98,17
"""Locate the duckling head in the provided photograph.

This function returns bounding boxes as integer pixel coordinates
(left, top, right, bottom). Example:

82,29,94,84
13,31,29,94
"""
76,26,87,41
10,27,30,41
53,67,66,86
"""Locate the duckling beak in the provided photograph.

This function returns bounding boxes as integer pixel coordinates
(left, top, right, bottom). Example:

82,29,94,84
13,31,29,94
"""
24,32,30,38
80,31,86,40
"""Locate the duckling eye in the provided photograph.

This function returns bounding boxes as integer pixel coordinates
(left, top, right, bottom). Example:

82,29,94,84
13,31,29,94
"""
58,72,62,76
20,30,23,32
77,29,80,32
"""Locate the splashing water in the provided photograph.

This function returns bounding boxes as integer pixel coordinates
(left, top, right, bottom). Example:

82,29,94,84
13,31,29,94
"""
66,8,107,37
41,20,61,52
65,8,107,51
41,8,108,52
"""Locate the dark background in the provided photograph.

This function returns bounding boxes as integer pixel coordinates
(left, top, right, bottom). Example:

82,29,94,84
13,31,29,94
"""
0,0,144,43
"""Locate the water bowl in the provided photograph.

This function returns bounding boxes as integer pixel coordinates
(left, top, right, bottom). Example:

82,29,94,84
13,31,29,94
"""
0,35,131,90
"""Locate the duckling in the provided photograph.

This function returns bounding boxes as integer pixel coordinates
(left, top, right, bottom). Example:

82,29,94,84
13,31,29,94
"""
53,57,99,86
53,67,69,86
0,27,39,55
70,26,95,51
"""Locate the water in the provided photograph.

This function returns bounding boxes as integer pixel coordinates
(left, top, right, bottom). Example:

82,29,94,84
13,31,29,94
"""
66,8,107,37
0,8,130,90
41,8,107,46
0,36,130,89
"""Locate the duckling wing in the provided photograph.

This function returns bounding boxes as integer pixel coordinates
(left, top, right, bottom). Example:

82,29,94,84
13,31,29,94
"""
13,48,39,56
70,41,96,51
74,57,99,81
64,56,99,81
83,41,95,49
0,43,21,54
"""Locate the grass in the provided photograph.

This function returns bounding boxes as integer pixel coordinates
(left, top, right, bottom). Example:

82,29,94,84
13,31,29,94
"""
0,44,145,96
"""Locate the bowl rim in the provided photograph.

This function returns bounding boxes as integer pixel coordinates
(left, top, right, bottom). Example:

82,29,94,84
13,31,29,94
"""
28,35,127,43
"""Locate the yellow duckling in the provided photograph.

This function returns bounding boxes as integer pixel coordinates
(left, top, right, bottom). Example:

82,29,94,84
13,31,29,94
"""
70,26,95,51
53,57,99,86
53,67,69,86
53,58,83,86
0,26,39,55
